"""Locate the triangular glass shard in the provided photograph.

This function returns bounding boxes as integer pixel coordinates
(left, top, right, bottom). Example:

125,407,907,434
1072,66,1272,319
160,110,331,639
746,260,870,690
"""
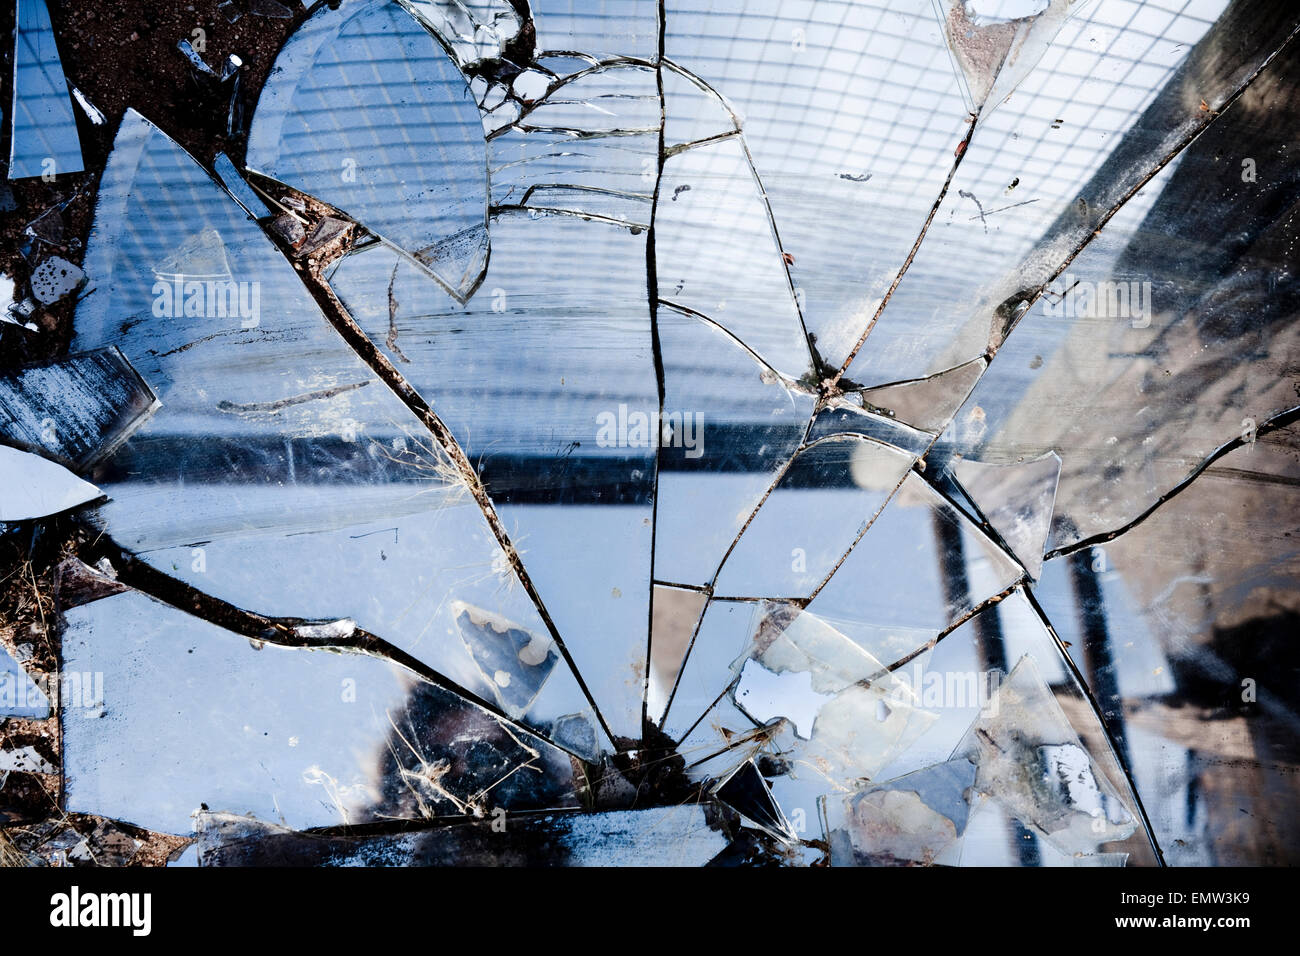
1,642,49,718
656,136,814,380
654,304,814,588
714,759,795,843
953,451,1061,580
9,0,85,180
956,655,1139,857
660,599,757,741
0,348,160,472
807,471,1025,662
452,601,560,720
935,0,1076,114
327,215,658,744
245,0,490,301
648,584,708,727
854,357,987,434
72,109,606,760
0,445,101,520
62,591,587,835
713,435,915,600
53,556,131,610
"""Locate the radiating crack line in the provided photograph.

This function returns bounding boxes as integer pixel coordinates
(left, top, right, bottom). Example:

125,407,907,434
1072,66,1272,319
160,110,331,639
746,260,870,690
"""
880,582,1020,676
256,230,620,749
832,112,980,385
641,0,669,736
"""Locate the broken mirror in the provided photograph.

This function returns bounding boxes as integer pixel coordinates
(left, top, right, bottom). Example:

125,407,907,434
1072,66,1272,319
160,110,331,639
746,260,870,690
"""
0,0,1296,869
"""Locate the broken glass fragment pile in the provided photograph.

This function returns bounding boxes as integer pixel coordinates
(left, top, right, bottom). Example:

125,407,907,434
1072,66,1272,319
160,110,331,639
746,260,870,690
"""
3,0,1297,866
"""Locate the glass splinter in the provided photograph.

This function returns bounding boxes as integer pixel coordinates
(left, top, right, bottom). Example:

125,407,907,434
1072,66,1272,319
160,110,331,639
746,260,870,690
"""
9,0,85,180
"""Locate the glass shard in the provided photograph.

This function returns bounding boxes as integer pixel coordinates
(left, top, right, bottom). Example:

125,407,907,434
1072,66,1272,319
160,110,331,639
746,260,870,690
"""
452,601,559,719
212,152,269,218
653,304,815,588
844,0,1293,386
940,32,1300,550
53,556,131,610
403,0,522,67
661,61,739,150
936,0,1073,113
674,602,937,822
713,759,796,844
806,471,1024,662
61,591,586,835
28,255,85,304
327,214,657,743
656,136,814,379
957,656,1138,856
648,584,709,727
806,402,934,457
665,0,974,370
952,451,1060,580
1032,424,1300,864
0,642,49,719
517,64,659,133
854,357,987,434
490,64,658,227
72,109,605,759
824,757,977,866
245,0,490,300
660,598,756,741
9,0,85,180
0,348,160,472
0,445,101,521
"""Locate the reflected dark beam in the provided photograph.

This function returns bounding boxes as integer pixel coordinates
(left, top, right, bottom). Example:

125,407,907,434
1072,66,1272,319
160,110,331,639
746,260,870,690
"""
1067,546,1131,771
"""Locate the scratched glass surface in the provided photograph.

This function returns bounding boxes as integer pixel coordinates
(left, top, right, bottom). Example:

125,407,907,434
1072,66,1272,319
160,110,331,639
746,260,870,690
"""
1,0,1297,867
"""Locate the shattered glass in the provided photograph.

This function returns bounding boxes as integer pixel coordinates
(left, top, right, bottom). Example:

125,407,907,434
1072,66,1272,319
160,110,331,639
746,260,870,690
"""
1,0,1298,868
